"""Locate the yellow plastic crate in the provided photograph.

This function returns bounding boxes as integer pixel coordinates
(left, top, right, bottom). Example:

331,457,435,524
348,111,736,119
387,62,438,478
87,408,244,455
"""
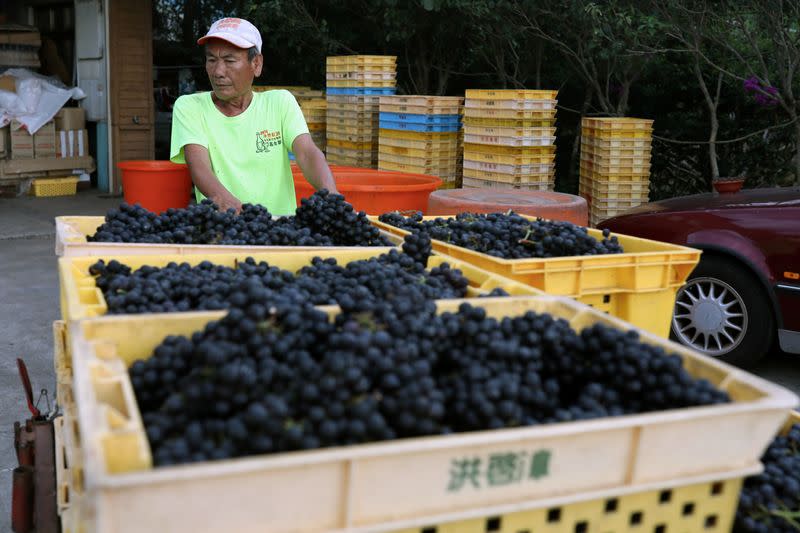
466,89,559,100
462,176,554,191
380,95,464,107
326,94,382,105
391,473,747,533
580,151,652,165
465,98,556,111
580,158,652,174
325,124,379,136
326,131,377,143
64,294,796,533
325,79,397,88
581,144,652,159
462,143,554,156
582,137,652,150
379,103,463,115
327,54,397,65
300,98,327,108
31,176,79,197
579,164,650,182
582,127,652,139
463,160,554,177
464,146,555,165
580,178,650,196
379,138,460,152
53,217,393,258
326,156,376,168
462,167,554,184
379,128,460,141
326,146,378,160
464,124,556,138
583,117,654,130
378,151,456,166
464,107,557,120
59,250,543,321
326,138,374,150
371,216,703,337
325,64,397,74
464,116,556,128
378,145,459,159
464,133,555,148
584,196,649,211
326,72,397,81
378,159,458,175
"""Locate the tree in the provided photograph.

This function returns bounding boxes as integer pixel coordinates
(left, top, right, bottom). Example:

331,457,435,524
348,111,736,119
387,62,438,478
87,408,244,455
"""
514,0,663,116
686,0,800,184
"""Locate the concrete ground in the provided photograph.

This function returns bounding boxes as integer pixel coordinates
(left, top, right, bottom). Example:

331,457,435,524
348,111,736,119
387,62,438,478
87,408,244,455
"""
0,190,798,531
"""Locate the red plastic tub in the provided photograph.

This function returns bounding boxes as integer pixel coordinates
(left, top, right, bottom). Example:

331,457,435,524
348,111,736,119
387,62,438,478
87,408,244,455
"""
427,189,589,226
294,167,442,214
118,161,193,213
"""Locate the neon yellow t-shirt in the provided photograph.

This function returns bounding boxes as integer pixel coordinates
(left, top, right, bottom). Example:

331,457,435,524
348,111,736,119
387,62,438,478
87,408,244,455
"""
170,89,309,216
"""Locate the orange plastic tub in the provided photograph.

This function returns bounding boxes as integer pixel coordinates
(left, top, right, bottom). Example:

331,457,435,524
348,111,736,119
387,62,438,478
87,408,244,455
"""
293,166,442,214
427,189,588,226
118,161,192,213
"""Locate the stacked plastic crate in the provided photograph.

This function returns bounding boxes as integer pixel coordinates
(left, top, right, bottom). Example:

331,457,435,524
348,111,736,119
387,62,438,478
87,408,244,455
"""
300,98,327,152
462,90,558,190
378,96,463,188
579,117,654,226
325,56,397,168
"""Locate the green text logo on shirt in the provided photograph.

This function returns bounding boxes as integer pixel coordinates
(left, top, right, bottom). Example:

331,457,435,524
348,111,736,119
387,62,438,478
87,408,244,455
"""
256,129,283,153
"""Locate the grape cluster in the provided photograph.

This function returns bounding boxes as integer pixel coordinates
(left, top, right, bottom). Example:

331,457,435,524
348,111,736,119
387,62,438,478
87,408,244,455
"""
734,423,800,533
88,190,391,247
379,211,624,259
131,295,730,467
89,237,463,315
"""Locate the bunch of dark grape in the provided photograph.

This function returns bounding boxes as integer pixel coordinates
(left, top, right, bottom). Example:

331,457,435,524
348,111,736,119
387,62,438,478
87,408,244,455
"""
294,189,388,247
89,235,470,315
379,211,624,259
401,230,432,267
734,423,800,533
131,292,731,467
88,190,391,247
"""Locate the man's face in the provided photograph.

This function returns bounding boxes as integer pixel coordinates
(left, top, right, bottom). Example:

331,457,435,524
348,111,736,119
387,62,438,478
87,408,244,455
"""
205,39,263,101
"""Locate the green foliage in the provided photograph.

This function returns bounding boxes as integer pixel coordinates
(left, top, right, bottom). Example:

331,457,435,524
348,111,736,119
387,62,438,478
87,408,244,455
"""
154,0,800,196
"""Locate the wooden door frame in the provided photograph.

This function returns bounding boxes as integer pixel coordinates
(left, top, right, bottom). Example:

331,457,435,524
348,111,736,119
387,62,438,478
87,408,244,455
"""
106,0,154,195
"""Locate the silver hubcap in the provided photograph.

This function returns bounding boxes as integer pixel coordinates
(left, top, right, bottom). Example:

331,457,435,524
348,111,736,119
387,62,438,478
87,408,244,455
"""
672,277,747,356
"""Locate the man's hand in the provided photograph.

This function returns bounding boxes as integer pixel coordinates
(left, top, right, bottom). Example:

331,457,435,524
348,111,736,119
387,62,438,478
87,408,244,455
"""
184,144,243,213
293,134,339,194
210,190,243,214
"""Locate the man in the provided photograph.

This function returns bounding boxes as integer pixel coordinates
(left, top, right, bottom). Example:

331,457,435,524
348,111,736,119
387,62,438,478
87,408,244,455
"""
170,17,337,215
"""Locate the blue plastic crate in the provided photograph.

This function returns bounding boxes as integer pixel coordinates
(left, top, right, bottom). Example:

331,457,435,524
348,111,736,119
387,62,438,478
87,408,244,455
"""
326,87,397,95
288,151,296,161
379,120,461,133
379,112,461,125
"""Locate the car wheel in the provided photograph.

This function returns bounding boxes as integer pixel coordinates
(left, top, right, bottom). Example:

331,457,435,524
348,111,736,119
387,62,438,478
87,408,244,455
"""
670,254,774,367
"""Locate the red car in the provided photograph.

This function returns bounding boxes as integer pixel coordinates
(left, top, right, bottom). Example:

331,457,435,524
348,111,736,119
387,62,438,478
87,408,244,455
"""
597,187,800,366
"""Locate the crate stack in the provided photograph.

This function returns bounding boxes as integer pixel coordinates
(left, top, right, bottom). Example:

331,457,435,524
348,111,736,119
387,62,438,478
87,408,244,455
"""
462,90,558,190
300,98,327,153
325,55,397,168
579,117,654,226
378,96,463,187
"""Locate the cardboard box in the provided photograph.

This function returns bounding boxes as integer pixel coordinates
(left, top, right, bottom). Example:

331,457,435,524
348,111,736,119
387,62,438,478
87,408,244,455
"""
0,75,15,93
1,155,95,176
10,121,34,159
55,107,86,131
58,129,88,158
34,121,57,158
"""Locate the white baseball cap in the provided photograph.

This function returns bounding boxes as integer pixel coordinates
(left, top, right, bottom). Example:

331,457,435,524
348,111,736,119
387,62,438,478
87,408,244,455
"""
197,18,262,54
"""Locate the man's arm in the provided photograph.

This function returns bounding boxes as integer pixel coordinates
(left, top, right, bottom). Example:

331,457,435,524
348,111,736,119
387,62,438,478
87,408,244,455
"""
292,133,339,194
184,144,243,213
